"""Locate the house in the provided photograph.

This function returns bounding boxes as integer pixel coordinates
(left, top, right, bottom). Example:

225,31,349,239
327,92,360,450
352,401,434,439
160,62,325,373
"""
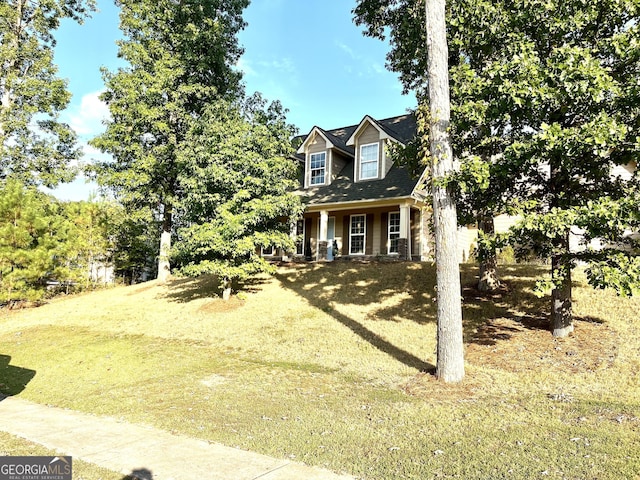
261,113,638,264
273,113,477,263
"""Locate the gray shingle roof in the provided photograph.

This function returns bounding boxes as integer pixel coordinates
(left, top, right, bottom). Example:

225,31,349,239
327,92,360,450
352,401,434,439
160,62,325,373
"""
294,113,420,206
298,161,420,206
292,112,417,152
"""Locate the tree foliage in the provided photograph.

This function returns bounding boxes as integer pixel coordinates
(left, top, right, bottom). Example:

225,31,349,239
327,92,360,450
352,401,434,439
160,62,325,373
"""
90,0,249,281
480,0,640,335
0,0,94,187
354,0,514,292
171,95,303,297
355,0,640,335
0,180,117,303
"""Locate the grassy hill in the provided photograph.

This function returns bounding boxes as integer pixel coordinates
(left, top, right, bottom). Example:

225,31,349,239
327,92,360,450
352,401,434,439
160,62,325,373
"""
1,262,639,479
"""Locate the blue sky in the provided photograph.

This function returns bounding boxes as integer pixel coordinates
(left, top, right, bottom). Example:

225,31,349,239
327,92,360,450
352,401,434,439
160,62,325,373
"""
51,0,416,200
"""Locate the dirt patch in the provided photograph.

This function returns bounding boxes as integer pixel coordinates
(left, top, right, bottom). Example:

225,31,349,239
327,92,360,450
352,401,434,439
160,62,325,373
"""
197,296,244,314
402,313,618,401
465,315,618,374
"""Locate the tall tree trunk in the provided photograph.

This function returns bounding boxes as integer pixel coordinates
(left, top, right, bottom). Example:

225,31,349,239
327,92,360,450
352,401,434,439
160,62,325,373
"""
551,232,573,337
157,204,172,282
426,0,465,383
477,213,500,292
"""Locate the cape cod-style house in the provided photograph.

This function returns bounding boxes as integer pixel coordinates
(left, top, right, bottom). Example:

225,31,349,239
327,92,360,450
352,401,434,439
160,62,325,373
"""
292,113,430,262
264,113,479,263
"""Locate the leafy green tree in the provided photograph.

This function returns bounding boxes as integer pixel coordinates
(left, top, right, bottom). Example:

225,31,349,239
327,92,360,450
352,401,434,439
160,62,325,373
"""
478,1,640,336
171,95,303,300
110,206,159,283
0,0,94,187
355,0,640,336
62,199,118,287
91,0,249,282
354,0,513,293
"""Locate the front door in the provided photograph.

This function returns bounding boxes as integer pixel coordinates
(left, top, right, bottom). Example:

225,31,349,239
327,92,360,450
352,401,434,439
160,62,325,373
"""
327,217,336,261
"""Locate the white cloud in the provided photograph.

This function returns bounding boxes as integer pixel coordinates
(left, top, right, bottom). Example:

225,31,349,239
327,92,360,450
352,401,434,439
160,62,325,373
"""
80,143,112,165
67,91,111,137
257,57,295,74
236,57,257,77
335,41,358,60
372,63,386,75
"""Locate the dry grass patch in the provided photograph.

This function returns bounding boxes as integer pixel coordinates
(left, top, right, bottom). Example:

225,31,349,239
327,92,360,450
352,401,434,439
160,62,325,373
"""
1,262,639,479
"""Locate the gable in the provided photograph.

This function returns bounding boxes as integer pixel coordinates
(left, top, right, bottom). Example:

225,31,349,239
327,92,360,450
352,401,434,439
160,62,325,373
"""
346,116,396,147
358,123,380,146
295,113,419,195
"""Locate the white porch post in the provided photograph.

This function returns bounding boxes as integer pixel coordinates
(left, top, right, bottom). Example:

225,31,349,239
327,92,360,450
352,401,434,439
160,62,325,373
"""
319,210,329,260
400,204,411,260
319,210,329,242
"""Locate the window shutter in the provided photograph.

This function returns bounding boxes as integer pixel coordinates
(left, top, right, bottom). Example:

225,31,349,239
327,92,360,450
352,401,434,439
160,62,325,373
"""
381,212,388,254
305,217,313,257
342,216,350,255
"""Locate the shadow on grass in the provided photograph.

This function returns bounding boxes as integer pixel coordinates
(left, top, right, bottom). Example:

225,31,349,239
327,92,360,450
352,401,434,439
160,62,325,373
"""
278,262,608,354
278,262,435,373
0,354,36,399
161,275,269,303
461,264,608,345
121,469,153,480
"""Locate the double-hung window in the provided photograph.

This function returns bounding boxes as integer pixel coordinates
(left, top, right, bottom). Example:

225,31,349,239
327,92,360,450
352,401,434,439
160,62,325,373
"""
388,212,401,254
310,152,326,185
262,245,274,256
350,214,366,255
359,143,379,180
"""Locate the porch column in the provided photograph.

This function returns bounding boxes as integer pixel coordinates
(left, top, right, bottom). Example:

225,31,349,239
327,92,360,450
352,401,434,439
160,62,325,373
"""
399,204,411,260
318,210,329,260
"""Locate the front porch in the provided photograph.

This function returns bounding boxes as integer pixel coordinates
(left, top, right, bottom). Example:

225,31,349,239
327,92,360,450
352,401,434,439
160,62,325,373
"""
294,202,431,262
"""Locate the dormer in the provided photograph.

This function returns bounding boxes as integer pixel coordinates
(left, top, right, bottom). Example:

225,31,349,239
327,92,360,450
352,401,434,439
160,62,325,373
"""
297,127,352,188
346,115,403,183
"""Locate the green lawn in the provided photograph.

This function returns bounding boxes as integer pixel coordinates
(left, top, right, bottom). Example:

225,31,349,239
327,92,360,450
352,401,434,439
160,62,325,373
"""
1,263,639,479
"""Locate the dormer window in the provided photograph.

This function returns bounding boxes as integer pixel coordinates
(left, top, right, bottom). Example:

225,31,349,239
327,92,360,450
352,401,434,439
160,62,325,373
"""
360,143,379,180
310,152,326,185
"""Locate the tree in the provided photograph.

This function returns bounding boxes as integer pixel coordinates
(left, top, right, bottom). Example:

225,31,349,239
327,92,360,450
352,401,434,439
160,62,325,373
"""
354,0,465,381
424,0,465,382
0,0,93,187
477,0,640,336
355,0,640,337
0,180,73,302
109,207,159,284
91,0,249,282
171,95,303,300
354,0,512,293
62,199,119,287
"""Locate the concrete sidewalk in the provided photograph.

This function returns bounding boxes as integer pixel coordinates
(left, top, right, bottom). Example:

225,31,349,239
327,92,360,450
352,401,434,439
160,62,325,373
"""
0,396,355,480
